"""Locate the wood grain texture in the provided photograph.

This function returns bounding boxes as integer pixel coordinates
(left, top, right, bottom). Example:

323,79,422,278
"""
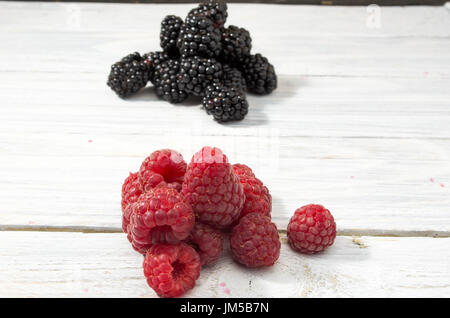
0,231,448,297
0,2,449,233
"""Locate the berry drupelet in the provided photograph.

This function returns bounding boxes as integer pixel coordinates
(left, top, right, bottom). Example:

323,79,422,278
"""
177,15,222,58
178,56,223,96
240,53,277,95
160,15,183,58
107,52,151,98
202,83,249,122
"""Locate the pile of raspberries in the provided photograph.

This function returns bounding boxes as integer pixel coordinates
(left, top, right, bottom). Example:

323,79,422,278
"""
121,146,337,297
107,1,277,123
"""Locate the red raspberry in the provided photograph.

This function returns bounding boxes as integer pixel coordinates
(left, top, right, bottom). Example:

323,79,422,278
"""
121,172,166,233
185,222,223,266
233,165,271,219
143,242,201,298
128,186,195,254
182,146,245,229
121,172,144,212
230,213,280,268
287,204,336,254
139,149,187,192
232,163,255,178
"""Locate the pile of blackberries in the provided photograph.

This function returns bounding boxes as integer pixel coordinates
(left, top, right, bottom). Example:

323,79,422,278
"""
107,1,277,123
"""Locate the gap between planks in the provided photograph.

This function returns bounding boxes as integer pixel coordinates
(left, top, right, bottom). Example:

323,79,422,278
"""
1,224,449,238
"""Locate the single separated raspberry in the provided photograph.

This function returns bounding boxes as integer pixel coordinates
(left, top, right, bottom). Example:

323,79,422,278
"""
230,213,280,268
185,222,223,266
139,149,187,192
143,242,201,298
287,204,336,254
182,146,245,229
128,186,195,254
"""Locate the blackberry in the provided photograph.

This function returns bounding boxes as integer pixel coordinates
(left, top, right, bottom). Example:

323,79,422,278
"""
178,56,223,96
222,64,246,92
142,51,170,82
160,15,183,58
188,1,228,28
152,59,188,104
202,83,249,123
220,25,252,65
241,53,277,95
177,15,222,58
107,52,150,98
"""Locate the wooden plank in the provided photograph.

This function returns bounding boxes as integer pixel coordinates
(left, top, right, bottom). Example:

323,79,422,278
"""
0,73,449,231
0,135,449,231
0,73,449,138
13,1,448,7
1,3,449,37
0,231,448,297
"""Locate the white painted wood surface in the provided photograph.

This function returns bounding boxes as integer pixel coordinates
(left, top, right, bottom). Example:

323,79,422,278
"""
0,231,449,298
0,2,449,297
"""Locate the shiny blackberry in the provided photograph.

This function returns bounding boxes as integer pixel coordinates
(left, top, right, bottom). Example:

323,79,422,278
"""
177,56,223,96
188,1,228,28
107,52,150,98
202,83,249,123
220,25,252,65
142,51,170,82
152,59,188,104
240,53,277,95
160,15,183,57
177,15,221,58
222,64,246,92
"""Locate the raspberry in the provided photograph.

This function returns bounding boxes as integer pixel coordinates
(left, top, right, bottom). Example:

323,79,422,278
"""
232,163,255,178
128,186,195,254
121,172,168,234
143,242,201,298
287,204,336,254
237,175,271,219
230,213,280,268
139,149,187,192
232,164,271,219
186,222,223,266
182,146,245,229
121,172,144,212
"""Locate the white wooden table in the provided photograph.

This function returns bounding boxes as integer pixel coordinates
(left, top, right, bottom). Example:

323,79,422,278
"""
0,1,449,297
